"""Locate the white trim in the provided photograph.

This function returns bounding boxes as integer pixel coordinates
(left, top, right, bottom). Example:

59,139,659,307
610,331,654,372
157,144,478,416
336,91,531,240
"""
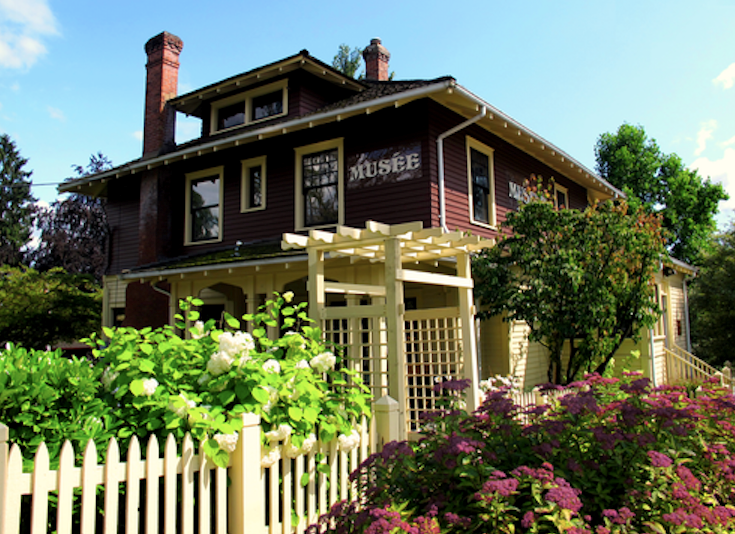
184,166,224,246
466,136,496,228
553,183,569,209
240,156,267,212
294,138,345,231
210,79,289,133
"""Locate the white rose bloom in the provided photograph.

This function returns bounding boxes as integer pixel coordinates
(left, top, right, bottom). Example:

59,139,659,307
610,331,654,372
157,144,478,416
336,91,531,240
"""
207,351,234,376
265,424,292,443
337,429,360,453
262,359,281,374
214,432,239,453
310,351,336,373
142,378,159,396
295,359,310,370
260,446,281,468
283,291,294,303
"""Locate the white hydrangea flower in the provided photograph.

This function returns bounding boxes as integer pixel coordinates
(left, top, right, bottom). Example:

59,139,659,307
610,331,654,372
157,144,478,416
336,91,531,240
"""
214,432,239,453
301,433,317,455
283,331,307,349
337,429,360,453
191,320,207,340
284,441,301,458
168,393,196,417
262,386,278,414
310,351,336,373
101,367,119,390
142,378,159,396
283,291,294,303
283,433,318,458
295,359,310,370
207,351,235,376
262,359,281,374
265,423,293,443
260,446,281,468
218,331,255,357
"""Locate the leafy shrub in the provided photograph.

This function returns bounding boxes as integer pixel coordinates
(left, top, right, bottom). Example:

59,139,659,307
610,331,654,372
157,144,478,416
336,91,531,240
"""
86,292,372,467
0,344,115,469
309,374,735,533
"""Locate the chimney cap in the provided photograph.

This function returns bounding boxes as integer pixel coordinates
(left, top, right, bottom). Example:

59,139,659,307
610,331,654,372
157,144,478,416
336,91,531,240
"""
145,31,183,56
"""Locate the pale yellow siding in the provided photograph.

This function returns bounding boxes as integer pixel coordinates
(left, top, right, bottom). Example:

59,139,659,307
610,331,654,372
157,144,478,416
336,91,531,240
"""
479,315,509,378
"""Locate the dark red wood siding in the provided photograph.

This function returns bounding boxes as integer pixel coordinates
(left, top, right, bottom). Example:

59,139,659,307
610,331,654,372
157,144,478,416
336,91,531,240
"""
105,177,141,275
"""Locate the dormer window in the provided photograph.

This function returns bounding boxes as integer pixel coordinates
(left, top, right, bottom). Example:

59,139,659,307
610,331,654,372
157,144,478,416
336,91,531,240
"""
210,79,288,133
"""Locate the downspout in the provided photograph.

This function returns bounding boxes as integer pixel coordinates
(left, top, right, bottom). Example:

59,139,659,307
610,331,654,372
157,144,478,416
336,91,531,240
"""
437,106,487,231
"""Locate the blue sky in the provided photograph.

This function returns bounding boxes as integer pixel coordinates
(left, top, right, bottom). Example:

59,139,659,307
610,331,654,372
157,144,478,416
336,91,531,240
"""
2,0,735,228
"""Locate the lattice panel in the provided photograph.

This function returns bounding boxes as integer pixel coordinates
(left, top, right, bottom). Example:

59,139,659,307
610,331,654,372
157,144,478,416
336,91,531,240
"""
404,309,464,432
322,315,390,400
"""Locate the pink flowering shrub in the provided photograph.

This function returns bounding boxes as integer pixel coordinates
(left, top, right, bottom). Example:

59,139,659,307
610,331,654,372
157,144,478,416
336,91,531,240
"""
309,374,735,533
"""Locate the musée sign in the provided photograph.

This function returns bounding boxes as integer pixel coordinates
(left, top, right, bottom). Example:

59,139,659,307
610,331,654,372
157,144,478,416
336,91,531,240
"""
347,143,422,189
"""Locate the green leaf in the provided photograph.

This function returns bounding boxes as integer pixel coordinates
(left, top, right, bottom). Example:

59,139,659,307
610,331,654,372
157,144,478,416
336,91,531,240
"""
316,463,331,475
138,359,155,373
130,379,144,396
252,386,270,404
224,313,240,329
303,406,319,423
288,406,303,422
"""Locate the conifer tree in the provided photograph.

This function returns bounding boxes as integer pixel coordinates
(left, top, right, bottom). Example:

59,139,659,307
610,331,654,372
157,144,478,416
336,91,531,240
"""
0,134,36,266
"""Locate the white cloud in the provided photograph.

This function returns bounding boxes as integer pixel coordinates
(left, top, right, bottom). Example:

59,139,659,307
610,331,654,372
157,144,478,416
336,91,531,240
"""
691,148,735,228
694,120,717,157
0,0,59,70
714,62,735,90
47,106,64,121
132,130,143,141
721,135,735,148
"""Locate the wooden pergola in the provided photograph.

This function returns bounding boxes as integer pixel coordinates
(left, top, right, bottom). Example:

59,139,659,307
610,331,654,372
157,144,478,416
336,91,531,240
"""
283,221,494,439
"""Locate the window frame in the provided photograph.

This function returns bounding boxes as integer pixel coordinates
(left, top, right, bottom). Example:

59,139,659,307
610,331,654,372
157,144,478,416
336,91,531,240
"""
554,183,569,210
210,79,288,133
294,138,344,231
466,136,496,228
240,156,267,213
185,166,224,246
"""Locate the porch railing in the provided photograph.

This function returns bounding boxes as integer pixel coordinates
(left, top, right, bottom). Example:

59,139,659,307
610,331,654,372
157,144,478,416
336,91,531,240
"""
664,345,733,389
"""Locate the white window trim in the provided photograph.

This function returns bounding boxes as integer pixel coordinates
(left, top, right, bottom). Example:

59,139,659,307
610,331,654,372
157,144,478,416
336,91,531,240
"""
294,138,344,231
210,79,289,133
466,136,496,228
240,156,267,213
554,183,569,209
185,166,224,246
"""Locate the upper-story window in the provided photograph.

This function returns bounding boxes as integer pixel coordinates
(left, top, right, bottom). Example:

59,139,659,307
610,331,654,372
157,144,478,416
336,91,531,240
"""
210,80,288,133
294,139,344,230
241,156,266,212
185,166,224,245
554,183,569,209
466,136,496,227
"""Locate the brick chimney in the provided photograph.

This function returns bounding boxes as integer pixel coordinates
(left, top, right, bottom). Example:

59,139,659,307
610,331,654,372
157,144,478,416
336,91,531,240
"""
143,31,183,158
363,38,390,81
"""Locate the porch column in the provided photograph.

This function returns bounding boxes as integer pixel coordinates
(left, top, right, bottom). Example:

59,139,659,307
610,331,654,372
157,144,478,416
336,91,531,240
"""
384,237,407,439
308,249,325,325
457,253,480,411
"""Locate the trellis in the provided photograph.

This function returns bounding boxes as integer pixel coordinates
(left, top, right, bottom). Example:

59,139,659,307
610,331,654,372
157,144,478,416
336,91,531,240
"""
283,221,494,438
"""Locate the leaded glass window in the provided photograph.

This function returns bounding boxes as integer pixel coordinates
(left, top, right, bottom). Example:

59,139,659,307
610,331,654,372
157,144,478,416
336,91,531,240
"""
303,149,339,226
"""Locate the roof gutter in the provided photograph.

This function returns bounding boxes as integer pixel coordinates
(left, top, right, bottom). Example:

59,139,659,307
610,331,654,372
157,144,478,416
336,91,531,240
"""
450,84,624,199
437,106,487,231
60,80,455,193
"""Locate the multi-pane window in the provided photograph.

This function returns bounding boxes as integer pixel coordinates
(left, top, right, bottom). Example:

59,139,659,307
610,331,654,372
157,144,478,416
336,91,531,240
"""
302,149,339,226
186,167,223,244
211,80,288,133
466,137,496,227
251,91,283,122
241,156,266,212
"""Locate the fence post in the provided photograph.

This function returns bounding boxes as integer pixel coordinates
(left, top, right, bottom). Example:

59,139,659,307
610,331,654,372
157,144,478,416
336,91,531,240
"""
722,364,732,391
228,413,263,534
374,395,400,450
533,387,544,406
0,423,7,534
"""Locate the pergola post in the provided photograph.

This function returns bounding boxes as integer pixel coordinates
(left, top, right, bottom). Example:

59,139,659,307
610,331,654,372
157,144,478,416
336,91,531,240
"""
308,249,325,321
457,253,480,411
384,237,407,439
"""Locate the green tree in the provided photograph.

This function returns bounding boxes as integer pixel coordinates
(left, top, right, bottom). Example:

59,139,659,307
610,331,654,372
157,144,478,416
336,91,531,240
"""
595,123,728,265
689,225,735,367
473,189,665,384
333,44,363,78
0,266,102,349
32,153,111,281
0,134,36,266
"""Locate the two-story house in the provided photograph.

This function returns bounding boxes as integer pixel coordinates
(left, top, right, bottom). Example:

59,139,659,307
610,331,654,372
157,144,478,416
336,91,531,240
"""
62,32,701,412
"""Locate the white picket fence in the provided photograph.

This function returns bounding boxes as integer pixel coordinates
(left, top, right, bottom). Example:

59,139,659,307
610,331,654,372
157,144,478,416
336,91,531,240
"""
0,413,375,534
